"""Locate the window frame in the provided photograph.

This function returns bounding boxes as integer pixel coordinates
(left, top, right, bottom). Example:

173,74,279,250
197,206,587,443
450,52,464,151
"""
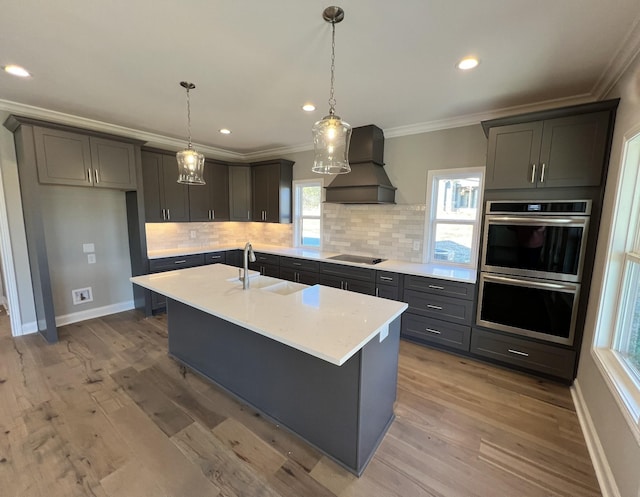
592,128,640,441
423,167,484,268
292,178,323,249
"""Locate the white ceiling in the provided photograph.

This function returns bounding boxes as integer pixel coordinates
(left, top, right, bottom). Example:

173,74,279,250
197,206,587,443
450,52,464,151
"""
1,0,640,159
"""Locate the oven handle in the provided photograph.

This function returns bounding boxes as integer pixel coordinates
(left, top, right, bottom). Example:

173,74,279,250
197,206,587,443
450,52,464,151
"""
481,273,579,292
485,215,588,225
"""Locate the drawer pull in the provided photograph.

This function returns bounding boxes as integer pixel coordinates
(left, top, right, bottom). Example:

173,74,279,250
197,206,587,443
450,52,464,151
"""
428,284,444,290
425,328,441,335
427,304,443,310
508,349,529,357
174,260,187,264
210,256,221,259
380,276,393,281
293,262,302,266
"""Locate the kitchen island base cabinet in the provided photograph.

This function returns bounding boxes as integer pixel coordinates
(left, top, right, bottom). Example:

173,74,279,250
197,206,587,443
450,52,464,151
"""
167,298,401,476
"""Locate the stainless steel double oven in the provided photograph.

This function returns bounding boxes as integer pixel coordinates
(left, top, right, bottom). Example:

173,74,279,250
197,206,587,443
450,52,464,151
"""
477,200,591,345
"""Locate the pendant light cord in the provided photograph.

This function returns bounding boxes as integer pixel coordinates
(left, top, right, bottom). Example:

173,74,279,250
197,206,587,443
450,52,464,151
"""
328,20,337,116
186,86,193,149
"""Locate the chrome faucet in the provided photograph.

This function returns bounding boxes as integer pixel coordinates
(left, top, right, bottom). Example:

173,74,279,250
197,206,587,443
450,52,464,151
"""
241,242,256,289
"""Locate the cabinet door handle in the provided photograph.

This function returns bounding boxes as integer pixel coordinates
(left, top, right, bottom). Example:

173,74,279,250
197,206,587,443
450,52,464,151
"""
540,163,546,183
86,169,92,184
208,210,211,220
427,304,443,310
508,349,529,357
247,210,250,220
161,208,166,220
174,260,187,264
375,288,380,297
380,276,393,281
425,328,442,335
344,281,348,291
94,169,99,184
167,209,171,221
531,164,536,184
428,284,444,290
211,209,215,220
340,281,344,290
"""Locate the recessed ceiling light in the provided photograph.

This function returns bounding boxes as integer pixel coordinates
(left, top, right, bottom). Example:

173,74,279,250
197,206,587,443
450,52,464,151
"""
302,104,316,112
457,57,479,70
4,64,31,77
219,129,231,135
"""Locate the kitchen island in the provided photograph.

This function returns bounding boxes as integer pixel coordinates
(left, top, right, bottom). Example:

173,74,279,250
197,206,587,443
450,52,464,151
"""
130,264,407,475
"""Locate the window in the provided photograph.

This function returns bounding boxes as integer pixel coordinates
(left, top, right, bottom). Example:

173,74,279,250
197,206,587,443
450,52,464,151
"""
424,168,484,268
594,131,640,435
293,179,322,248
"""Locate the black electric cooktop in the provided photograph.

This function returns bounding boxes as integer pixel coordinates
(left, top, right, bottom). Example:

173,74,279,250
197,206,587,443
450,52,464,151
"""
326,254,386,265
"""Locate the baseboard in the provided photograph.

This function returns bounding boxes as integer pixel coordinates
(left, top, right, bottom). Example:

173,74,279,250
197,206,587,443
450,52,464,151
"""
571,379,621,497
20,320,38,335
55,300,134,327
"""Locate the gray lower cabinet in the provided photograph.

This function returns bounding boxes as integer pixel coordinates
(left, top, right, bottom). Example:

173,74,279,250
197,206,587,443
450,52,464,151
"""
470,328,576,380
33,126,136,189
400,274,475,352
319,263,376,295
148,254,205,311
375,271,402,300
249,252,280,277
228,165,252,221
279,257,320,284
204,251,226,265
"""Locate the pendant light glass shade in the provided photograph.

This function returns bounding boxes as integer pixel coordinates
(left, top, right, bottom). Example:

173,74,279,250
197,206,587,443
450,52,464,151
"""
312,6,351,175
312,114,351,174
177,146,205,185
176,81,206,185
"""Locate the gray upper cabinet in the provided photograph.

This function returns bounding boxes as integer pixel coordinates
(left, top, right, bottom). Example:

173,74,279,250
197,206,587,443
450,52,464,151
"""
189,160,230,222
228,165,252,221
34,127,136,189
483,101,618,190
141,150,189,223
251,159,294,223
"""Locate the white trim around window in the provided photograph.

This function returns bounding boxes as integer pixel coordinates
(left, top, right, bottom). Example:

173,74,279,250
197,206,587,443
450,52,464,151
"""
292,178,323,249
592,126,640,442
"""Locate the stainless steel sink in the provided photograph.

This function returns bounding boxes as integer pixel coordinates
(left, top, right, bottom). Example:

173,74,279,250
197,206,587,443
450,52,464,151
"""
327,254,386,265
229,275,307,295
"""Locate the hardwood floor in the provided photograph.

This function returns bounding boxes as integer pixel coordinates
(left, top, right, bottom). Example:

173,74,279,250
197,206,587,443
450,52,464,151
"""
0,310,601,496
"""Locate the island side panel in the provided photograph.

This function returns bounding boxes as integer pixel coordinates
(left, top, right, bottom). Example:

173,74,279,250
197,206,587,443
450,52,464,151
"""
166,298,361,470
356,317,401,471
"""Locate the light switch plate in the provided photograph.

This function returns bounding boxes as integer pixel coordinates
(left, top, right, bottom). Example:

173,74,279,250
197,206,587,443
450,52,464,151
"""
83,243,95,253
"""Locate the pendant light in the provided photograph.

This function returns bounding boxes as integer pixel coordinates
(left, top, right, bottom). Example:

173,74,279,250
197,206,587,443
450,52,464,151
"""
176,81,206,185
312,6,351,174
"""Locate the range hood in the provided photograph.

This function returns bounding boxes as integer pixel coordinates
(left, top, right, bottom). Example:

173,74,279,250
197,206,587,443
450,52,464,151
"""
324,125,397,204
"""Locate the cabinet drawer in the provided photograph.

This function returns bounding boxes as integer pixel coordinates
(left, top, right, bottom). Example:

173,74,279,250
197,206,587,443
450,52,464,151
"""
204,251,226,265
319,274,375,295
320,262,375,282
249,261,280,278
376,271,401,287
404,274,475,301
470,328,576,380
149,254,204,273
280,256,319,273
404,289,472,325
279,267,319,285
402,314,471,351
253,252,280,266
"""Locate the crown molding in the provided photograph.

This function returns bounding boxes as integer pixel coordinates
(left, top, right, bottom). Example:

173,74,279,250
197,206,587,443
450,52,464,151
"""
383,93,595,139
591,17,640,99
0,99,245,161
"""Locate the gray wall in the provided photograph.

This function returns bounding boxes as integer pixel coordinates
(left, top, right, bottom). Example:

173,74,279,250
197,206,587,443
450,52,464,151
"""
0,110,37,329
40,186,133,317
283,124,488,205
577,52,640,497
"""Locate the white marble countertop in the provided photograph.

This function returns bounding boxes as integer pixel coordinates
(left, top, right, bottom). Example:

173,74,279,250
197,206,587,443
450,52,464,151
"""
148,244,477,284
131,264,408,366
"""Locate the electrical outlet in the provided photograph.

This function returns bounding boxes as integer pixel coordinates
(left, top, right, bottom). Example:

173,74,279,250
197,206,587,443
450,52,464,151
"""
88,254,96,264
190,230,197,239
72,287,93,305
413,241,420,251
